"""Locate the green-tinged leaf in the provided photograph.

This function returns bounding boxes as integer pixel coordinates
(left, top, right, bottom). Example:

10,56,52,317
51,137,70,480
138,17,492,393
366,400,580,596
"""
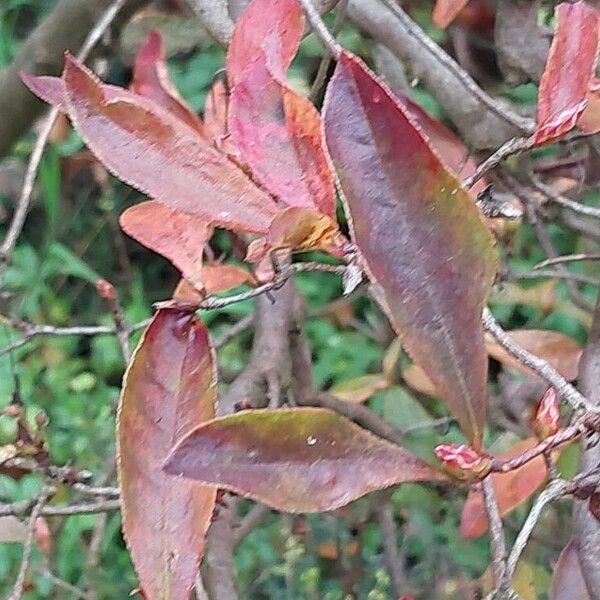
323,52,497,448
164,408,445,513
329,374,389,403
117,308,217,599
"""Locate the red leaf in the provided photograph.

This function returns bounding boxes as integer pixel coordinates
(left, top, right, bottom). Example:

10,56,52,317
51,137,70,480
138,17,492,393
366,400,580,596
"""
550,540,591,600
432,0,471,29
118,309,217,599
61,54,277,232
460,438,549,538
163,407,445,513
229,54,337,217
120,201,211,291
394,90,486,195
323,52,497,448
226,0,303,85
132,31,205,135
199,264,257,294
535,1,600,145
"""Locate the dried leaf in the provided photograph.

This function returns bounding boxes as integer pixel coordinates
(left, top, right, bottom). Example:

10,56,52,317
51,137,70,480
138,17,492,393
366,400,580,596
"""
164,407,445,513
535,1,600,145
323,52,497,448
60,55,277,232
432,0,471,29
201,264,257,294
460,438,550,538
330,374,389,404
0,516,27,543
486,329,582,381
550,540,591,600
120,201,210,291
229,54,336,217
118,309,217,599
246,206,345,261
132,30,204,135
402,363,438,397
226,0,303,85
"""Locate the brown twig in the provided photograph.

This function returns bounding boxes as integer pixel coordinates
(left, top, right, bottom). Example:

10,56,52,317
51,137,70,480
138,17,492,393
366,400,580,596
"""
375,504,406,597
298,0,342,58
482,477,509,595
232,503,271,547
309,0,349,102
0,498,121,518
533,254,600,270
482,308,595,413
529,175,600,219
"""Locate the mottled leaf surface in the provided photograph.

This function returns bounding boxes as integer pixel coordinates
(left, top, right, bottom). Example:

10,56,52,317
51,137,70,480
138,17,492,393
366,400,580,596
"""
226,0,302,85
61,55,276,232
229,54,336,217
460,438,550,538
118,309,217,599
550,540,591,600
120,201,210,291
323,53,497,448
164,408,444,513
535,1,600,144
132,30,204,135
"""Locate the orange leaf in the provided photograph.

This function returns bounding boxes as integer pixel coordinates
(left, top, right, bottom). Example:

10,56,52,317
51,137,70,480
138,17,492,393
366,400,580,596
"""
432,0,471,29
246,206,346,261
485,329,582,381
120,201,210,291
118,309,217,598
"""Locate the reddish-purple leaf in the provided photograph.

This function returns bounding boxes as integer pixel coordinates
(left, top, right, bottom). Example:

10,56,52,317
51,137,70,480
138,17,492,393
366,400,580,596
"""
132,30,205,135
550,540,591,600
117,308,217,599
120,201,211,291
394,90,486,196
163,407,445,513
535,1,600,145
226,0,303,85
323,52,497,449
60,54,277,232
229,54,336,217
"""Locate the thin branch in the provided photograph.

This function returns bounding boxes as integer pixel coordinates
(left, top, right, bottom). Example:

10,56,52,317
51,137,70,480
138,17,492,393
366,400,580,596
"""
7,485,54,600
0,498,121,518
482,477,508,594
96,280,131,363
298,0,342,58
533,254,600,271
186,0,234,45
510,269,599,286
464,137,534,190
0,317,151,358
0,0,130,265
232,503,271,546
309,0,348,101
375,503,406,597
374,0,534,135
529,175,600,219
507,478,572,579
482,308,595,414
